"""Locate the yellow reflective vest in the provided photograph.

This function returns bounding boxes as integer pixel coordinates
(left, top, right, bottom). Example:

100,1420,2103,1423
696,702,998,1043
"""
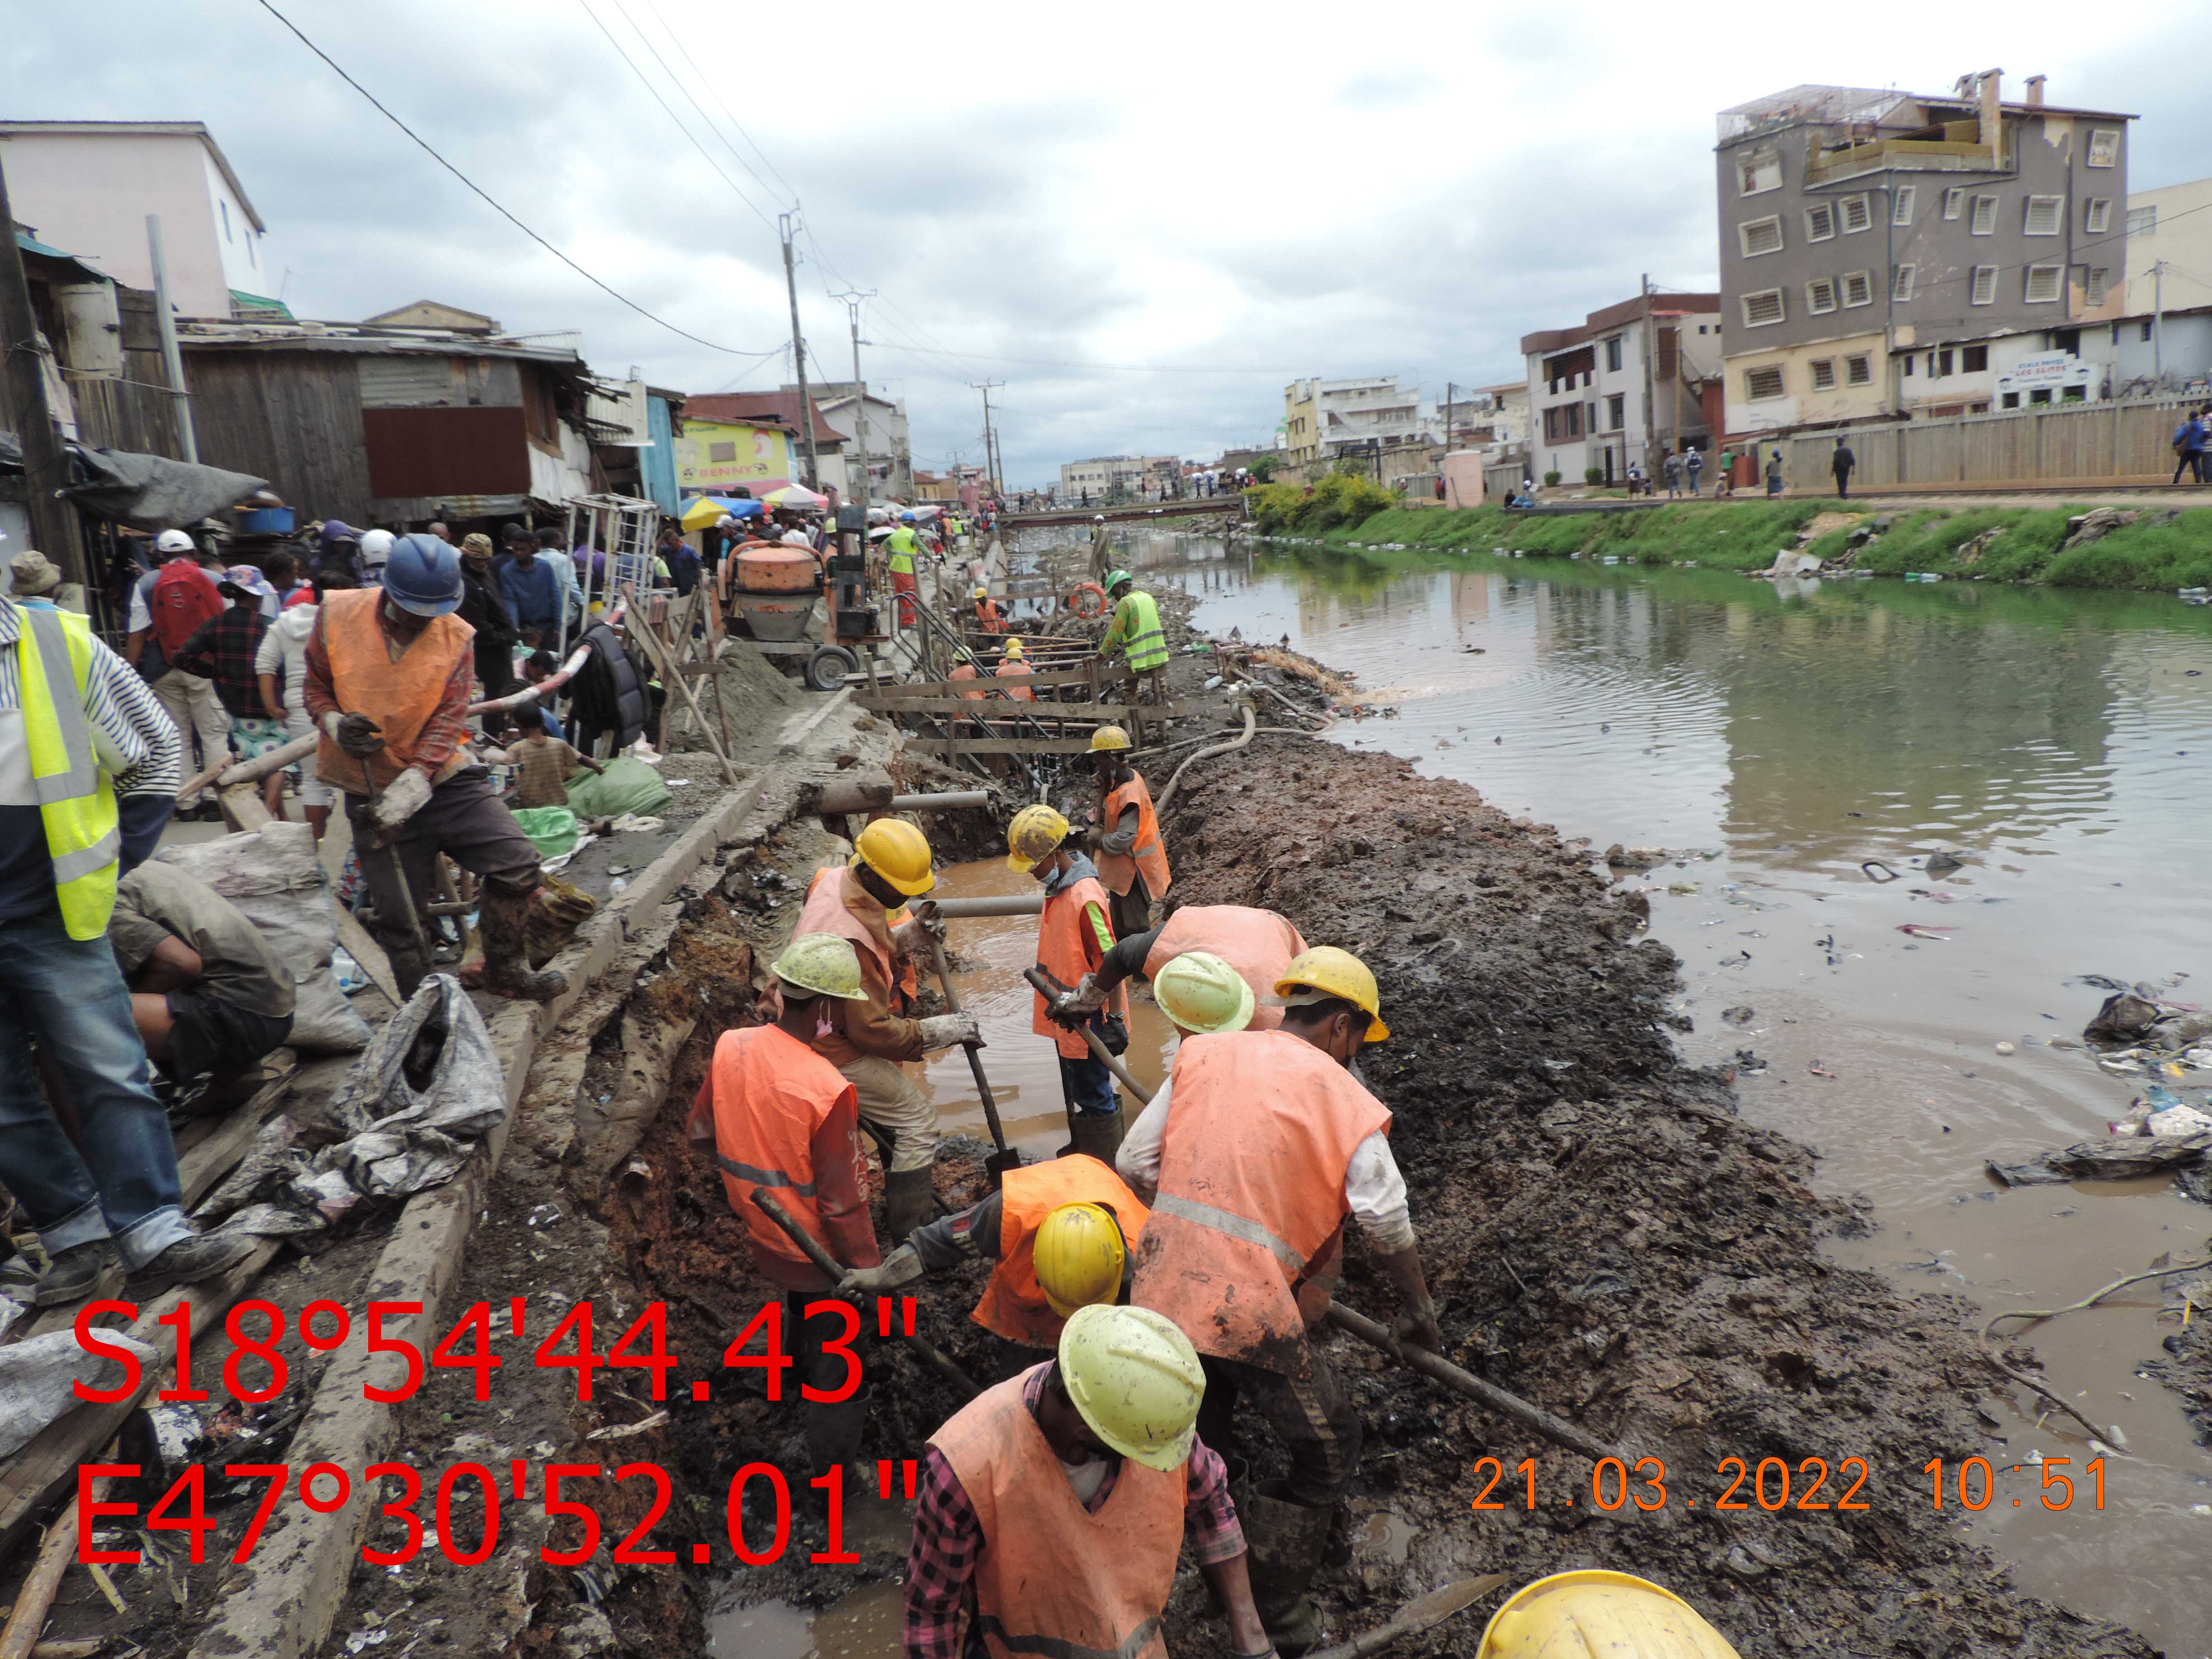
1101,589,1169,674
885,527,919,575
14,606,121,939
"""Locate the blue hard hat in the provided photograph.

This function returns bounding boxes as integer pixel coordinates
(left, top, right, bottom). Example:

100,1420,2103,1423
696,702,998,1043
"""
383,532,463,617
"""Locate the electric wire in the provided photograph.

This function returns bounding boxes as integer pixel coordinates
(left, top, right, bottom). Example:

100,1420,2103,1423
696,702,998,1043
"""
631,0,801,206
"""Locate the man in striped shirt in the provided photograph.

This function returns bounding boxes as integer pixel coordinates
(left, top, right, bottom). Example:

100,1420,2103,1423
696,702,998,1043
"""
0,595,256,1306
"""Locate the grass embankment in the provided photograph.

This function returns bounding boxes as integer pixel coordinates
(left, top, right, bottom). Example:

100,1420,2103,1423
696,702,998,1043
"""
1303,500,2212,590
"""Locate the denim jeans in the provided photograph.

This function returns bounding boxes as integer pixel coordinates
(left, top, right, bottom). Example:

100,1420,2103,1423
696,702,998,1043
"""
0,907,191,1268
1059,1054,1120,1116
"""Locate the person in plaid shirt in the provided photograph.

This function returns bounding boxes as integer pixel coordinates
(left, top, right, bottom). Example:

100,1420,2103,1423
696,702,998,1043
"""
905,1306,1273,1659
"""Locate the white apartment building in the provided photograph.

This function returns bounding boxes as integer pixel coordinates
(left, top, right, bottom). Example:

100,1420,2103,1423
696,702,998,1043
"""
1522,294,1722,483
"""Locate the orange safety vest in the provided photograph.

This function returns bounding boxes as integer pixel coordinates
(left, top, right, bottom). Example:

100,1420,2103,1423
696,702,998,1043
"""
950,661,986,701
1131,1031,1390,1373
699,1024,863,1279
975,598,1006,634
994,659,1036,703
1142,905,1307,1033
1034,871,1119,1059
1097,771,1170,901
929,1365,1183,1659
970,1156,1150,1347
797,864,905,1014
884,899,921,1006
313,588,474,793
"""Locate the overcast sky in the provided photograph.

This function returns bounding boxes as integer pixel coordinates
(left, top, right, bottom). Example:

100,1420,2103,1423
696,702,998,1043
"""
8,4,2203,487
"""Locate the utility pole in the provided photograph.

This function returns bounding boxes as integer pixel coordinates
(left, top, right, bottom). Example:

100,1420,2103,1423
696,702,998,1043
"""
145,215,198,463
2153,259,2166,380
832,288,875,516
970,380,1004,498
1639,272,1656,478
778,211,818,490
1443,382,1455,455
0,150,85,587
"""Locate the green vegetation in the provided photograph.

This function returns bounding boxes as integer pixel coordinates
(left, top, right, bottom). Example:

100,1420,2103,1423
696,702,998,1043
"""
1279,498,2212,591
1244,471,1396,535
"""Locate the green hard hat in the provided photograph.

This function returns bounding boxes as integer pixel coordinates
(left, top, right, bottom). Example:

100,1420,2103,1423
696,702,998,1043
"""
773,933,871,1000
1105,568,1134,590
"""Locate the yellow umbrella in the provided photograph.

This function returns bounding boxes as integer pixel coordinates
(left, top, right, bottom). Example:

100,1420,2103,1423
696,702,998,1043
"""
680,497,730,530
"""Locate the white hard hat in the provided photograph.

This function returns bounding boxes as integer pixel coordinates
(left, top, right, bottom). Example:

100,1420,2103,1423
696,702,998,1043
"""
155,528,194,554
361,529,395,568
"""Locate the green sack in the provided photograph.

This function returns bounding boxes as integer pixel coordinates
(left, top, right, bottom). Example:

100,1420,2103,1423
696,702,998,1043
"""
565,755,673,819
511,806,580,861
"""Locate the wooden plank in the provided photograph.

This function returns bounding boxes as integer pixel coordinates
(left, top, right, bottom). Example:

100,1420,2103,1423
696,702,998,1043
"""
177,1059,295,1209
887,665,1144,694
903,736,1150,757
858,695,1190,719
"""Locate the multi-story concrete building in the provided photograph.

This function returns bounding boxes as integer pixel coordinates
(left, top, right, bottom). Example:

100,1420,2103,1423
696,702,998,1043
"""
1279,375,1434,476
1521,294,1721,484
1058,455,1177,501
1716,75,2133,440
787,380,911,500
2117,175,2212,392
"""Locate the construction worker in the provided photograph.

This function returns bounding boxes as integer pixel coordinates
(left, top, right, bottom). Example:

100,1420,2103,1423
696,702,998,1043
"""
791,818,978,1236
1477,1573,1743,1657
948,647,986,701
1059,904,1308,1034
1128,946,1439,1655
1097,570,1168,703
884,519,921,627
303,533,562,1002
906,1304,1274,1659
970,585,1006,634
993,637,1035,701
687,934,880,1480
1008,804,1125,1159
1087,725,1169,938
840,1155,1148,1348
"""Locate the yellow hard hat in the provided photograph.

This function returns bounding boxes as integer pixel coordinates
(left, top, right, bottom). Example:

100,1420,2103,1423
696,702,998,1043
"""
852,818,936,897
1088,725,1132,753
972,585,990,600
1154,951,1253,1034
1033,1200,1126,1318
773,933,871,1001
1275,945,1390,1042
1477,1572,1742,1659
1056,1304,1204,1472
1002,637,1026,659
1006,802,1070,871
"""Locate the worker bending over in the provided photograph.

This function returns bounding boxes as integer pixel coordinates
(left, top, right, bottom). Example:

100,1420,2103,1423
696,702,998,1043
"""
842,1154,1147,1348
993,637,1035,701
792,819,978,1236
970,586,1005,634
305,534,561,1002
1097,570,1168,703
907,1305,1274,1659
1128,947,1439,1656
689,935,880,1481
1061,903,1307,1034
1008,805,1125,1158
1087,726,1170,938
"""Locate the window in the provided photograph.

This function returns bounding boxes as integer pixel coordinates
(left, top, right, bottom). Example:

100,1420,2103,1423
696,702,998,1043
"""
1742,288,1786,327
1893,186,1917,226
2128,205,2157,239
1740,152,1781,195
1845,355,1874,386
2088,267,2110,306
2030,388,2053,405
1903,355,1914,376
1931,348,1954,378
1842,270,1873,308
2024,263,2064,304
1739,216,1784,257
1744,366,1785,400
2001,391,2020,409
2023,195,2064,236
2085,197,2111,234
1970,194,1999,235
1809,358,1837,391
1962,344,1988,372
1943,187,1966,220
708,440,738,463
2142,320,2155,342
1805,203,1835,241
2087,127,2119,168
1805,277,1837,314
2062,385,2087,402
1604,336,1623,372
219,200,231,242
1606,393,1626,430
1970,265,1998,305
1893,264,1916,302
1840,194,1872,234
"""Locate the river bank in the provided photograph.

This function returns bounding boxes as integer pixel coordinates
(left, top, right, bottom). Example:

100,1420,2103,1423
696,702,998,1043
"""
1288,499,2212,591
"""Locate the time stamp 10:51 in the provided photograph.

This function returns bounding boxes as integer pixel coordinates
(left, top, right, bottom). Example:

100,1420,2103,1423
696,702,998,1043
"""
1473,1455,2108,1513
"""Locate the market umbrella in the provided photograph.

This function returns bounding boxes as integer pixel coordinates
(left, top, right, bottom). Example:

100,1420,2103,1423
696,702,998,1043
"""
679,496,763,530
759,483,828,509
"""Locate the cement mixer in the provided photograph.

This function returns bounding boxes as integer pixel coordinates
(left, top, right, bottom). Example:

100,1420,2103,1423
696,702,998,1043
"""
725,538,884,691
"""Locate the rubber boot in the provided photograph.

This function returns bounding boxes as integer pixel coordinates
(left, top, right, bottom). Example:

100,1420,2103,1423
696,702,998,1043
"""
882,1166,935,1240
1242,1482,1332,1657
1068,1105,1126,1162
478,886,565,1002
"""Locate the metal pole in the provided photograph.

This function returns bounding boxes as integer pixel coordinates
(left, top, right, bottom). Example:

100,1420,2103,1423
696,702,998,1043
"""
0,153,87,586
779,211,818,490
837,292,872,519
1639,272,1655,478
145,215,198,464
2153,260,2165,381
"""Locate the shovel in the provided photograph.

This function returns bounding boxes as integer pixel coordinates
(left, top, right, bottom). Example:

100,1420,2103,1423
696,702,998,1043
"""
926,928,1021,1186
1302,1574,1509,1659
357,752,435,966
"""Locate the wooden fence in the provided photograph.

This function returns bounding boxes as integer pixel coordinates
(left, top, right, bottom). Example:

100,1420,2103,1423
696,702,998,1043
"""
1778,395,2198,493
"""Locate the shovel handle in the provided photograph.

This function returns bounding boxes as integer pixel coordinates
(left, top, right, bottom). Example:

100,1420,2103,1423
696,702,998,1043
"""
926,931,1009,1156
1022,966,1153,1106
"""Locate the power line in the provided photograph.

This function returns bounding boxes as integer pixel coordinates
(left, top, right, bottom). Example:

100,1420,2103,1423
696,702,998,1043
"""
631,0,801,207
250,0,777,357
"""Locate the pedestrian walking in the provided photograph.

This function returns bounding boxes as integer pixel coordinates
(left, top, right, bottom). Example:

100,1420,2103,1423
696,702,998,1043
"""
2171,410,2207,485
1685,447,1704,495
1831,437,1856,499
127,531,231,820
1766,450,1786,497
1662,452,1683,497
1716,447,1736,498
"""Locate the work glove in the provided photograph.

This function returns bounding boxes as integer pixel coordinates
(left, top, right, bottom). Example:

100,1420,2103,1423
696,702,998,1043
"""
1394,1298,1444,1355
837,1243,925,1297
1054,973,1107,1019
916,1013,981,1051
368,769,434,844
323,710,385,759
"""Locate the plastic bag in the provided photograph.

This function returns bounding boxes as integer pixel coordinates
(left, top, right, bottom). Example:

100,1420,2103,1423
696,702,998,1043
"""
327,973,507,1143
512,805,580,860
155,820,373,1052
1,1329,158,1456
565,755,673,819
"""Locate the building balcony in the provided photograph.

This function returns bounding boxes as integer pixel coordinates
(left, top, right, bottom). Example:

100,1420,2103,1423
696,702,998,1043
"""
1808,136,2009,184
